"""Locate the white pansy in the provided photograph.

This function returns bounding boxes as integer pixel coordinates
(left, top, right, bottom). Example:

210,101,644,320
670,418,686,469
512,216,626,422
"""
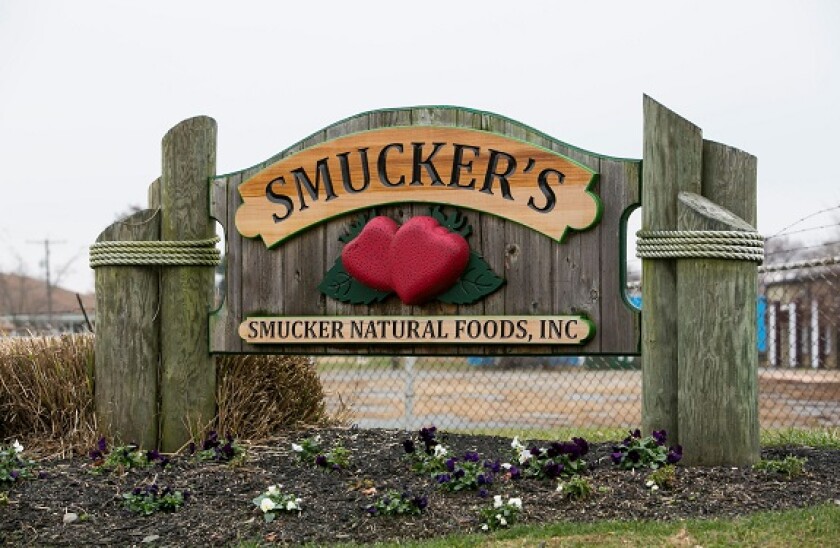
291,443,303,452
267,485,280,496
433,444,448,458
481,523,489,531
645,480,655,487
501,462,512,470
518,449,531,464
507,497,522,509
493,494,503,508
286,500,299,511
511,436,524,450
556,482,565,493
12,440,23,454
499,516,507,526
650,484,659,491
260,497,276,513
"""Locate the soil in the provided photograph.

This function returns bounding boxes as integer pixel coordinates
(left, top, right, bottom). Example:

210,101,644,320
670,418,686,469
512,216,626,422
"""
2,428,839,546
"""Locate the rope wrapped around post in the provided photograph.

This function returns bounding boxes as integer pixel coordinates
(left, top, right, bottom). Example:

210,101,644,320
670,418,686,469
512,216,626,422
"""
89,236,222,268
635,230,764,263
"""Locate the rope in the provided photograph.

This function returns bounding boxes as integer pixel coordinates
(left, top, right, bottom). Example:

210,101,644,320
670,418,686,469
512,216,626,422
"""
89,236,221,268
636,230,764,263
759,255,840,274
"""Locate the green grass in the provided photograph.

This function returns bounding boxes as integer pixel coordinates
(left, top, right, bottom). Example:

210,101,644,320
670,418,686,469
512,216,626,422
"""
332,503,840,547
760,427,840,449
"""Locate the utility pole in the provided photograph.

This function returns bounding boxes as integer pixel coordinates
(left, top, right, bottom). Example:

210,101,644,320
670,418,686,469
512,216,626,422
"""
27,238,65,327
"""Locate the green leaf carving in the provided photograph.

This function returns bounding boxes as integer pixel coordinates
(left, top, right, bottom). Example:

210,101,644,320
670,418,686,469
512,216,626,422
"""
338,209,377,243
436,252,505,305
318,257,391,305
429,205,472,238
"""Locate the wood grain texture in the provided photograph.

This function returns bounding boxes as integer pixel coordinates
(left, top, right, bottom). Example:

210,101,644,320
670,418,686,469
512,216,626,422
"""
677,195,760,464
159,116,217,452
94,209,160,448
211,107,641,356
641,96,703,441
148,178,161,210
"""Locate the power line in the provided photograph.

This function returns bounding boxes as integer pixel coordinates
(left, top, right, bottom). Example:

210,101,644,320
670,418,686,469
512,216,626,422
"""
26,238,66,324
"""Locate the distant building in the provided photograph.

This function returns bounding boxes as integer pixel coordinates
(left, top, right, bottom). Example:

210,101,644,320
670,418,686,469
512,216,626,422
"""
0,273,94,335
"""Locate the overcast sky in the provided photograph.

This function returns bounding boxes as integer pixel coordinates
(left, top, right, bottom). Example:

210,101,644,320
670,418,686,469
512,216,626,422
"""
1,0,838,294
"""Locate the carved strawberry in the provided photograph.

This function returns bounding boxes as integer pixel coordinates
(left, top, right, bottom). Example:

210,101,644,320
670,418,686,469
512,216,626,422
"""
389,216,470,305
341,216,398,292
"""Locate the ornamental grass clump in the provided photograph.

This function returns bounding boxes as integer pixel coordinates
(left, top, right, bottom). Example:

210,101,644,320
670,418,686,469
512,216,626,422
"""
188,431,245,464
0,440,37,483
291,435,349,470
89,437,168,474
122,483,189,515
478,495,522,531
511,435,589,479
252,485,302,522
366,490,428,517
754,456,807,479
611,429,682,470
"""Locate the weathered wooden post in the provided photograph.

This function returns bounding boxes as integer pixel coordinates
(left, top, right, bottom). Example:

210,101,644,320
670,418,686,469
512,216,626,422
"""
677,141,760,465
93,210,161,448
159,116,218,452
641,95,702,439
640,97,761,465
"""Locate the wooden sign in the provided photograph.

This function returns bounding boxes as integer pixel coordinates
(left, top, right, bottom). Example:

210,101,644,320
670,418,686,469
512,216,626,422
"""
209,107,641,356
235,127,601,247
240,315,594,345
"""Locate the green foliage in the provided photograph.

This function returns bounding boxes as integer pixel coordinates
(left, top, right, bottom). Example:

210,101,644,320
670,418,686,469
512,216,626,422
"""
646,464,677,490
435,252,505,305
429,205,472,238
123,484,188,515
366,490,428,517
512,436,589,480
338,210,378,243
611,429,682,470
253,485,302,523
754,456,807,479
190,431,245,464
557,476,593,500
0,441,36,483
89,437,165,474
292,436,350,470
318,257,391,304
478,495,523,531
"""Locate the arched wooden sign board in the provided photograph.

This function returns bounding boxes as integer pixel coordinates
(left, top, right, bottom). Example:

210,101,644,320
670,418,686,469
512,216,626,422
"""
209,106,640,356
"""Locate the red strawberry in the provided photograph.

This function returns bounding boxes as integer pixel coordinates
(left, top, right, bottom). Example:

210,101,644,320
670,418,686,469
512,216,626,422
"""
389,216,470,305
341,216,398,292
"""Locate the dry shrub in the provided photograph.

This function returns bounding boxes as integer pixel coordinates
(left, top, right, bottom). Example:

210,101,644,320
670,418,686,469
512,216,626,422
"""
216,354,333,441
0,335,335,453
0,334,97,454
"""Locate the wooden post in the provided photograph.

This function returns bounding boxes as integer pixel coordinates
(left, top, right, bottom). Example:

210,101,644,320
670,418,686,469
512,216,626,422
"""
677,147,760,466
94,209,160,448
641,96,702,440
159,116,217,452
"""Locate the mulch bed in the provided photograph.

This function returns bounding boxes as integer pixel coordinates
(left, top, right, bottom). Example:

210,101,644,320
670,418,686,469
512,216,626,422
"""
2,428,839,546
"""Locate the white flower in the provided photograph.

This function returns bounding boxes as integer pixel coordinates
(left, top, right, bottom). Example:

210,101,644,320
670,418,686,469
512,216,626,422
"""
556,482,565,493
286,500,299,511
291,443,303,453
501,462,512,470
493,495,503,508
650,484,660,491
518,449,531,464
433,444,448,458
511,436,524,451
260,498,276,513
481,524,489,531
645,480,655,487
267,485,280,496
507,497,522,509
499,516,508,526
12,440,23,454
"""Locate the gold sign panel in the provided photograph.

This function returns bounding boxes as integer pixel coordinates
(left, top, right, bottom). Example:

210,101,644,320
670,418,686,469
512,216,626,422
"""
240,315,594,345
235,127,601,247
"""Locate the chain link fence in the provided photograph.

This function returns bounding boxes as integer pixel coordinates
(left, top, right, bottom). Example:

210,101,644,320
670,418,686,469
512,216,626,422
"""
314,219,840,434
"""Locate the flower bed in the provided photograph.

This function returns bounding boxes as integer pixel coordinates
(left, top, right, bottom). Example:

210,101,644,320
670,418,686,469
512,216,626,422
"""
1,428,838,546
